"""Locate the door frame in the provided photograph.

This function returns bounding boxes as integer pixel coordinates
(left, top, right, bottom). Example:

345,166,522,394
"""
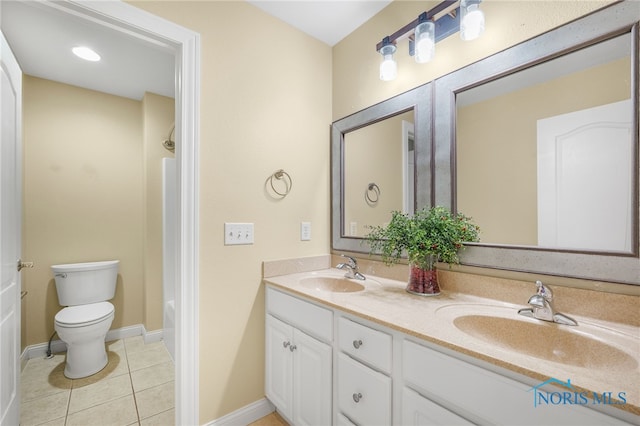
38,1,201,424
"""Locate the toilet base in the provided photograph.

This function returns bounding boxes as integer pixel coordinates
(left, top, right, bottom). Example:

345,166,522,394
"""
63,339,109,379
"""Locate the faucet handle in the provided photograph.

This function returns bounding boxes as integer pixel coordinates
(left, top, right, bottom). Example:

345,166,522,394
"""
535,280,553,301
340,254,357,268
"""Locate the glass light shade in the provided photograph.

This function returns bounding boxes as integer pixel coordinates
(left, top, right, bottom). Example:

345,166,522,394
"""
460,1,485,41
414,20,435,63
379,44,397,81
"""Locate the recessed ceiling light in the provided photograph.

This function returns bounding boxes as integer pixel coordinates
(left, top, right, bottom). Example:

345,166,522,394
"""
72,46,101,62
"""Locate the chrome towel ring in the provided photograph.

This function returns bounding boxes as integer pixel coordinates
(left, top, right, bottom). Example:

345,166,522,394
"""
269,169,292,197
365,183,380,205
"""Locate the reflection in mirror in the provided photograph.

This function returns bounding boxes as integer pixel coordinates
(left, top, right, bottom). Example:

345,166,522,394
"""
456,33,634,253
344,110,414,237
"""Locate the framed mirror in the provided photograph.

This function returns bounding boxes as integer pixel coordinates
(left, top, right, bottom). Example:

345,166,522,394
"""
332,84,432,254
434,1,639,284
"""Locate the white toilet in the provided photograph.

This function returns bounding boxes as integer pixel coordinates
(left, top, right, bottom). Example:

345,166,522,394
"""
52,260,119,379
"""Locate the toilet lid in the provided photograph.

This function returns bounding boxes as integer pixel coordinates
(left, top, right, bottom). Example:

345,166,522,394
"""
55,302,114,326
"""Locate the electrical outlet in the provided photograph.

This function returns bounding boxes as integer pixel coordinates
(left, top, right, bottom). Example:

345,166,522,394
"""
224,223,254,245
301,222,311,241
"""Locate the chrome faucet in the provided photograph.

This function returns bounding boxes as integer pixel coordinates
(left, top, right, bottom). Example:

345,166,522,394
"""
518,281,577,326
336,255,366,280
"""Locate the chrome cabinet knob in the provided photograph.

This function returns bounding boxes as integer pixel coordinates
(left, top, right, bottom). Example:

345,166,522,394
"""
353,339,363,349
289,344,297,352
352,392,362,403
283,341,290,349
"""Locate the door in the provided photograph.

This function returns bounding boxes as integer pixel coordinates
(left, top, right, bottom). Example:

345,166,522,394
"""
0,31,22,426
537,100,632,251
265,314,293,420
292,328,331,426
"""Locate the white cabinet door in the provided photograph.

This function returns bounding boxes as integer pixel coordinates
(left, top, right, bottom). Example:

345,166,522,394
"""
292,328,332,426
402,387,473,426
265,315,293,420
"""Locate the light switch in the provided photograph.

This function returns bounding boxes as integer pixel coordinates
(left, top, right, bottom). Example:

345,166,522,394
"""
224,223,254,245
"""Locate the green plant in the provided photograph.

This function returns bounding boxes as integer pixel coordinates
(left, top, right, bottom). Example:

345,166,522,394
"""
365,206,480,269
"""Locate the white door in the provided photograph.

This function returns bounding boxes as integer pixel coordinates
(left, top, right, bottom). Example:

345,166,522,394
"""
537,100,632,251
0,31,22,426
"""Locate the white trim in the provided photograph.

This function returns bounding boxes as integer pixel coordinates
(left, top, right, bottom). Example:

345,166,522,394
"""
143,328,164,344
36,1,201,424
205,398,276,426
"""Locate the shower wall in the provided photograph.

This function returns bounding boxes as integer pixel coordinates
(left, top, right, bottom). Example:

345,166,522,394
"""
142,92,175,333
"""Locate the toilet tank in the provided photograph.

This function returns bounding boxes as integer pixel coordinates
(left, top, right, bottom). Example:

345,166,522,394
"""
51,260,119,306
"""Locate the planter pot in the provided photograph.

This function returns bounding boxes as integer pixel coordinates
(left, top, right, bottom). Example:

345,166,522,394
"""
406,257,440,296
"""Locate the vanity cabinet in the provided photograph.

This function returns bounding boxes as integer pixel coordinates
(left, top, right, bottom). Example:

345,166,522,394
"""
265,288,333,425
401,386,473,426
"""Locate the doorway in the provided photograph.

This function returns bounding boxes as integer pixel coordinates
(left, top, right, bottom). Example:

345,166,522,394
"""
1,1,199,423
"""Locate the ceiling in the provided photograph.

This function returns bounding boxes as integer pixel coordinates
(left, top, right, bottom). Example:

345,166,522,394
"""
2,1,391,101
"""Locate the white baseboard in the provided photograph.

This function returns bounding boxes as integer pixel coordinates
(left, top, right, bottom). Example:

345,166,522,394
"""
20,324,163,363
206,398,275,426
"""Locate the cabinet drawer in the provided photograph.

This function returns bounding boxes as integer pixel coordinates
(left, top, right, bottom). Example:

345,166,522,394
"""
402,339,630,425
402,386,473,425
338,353,391,426
338,317,392,374
266,287,332,343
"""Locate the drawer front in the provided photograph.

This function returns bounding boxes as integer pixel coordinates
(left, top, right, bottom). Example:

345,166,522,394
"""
338,353,391,426
402,386,473,426
338,317,392,374
266,287,332,343
402,339,630,425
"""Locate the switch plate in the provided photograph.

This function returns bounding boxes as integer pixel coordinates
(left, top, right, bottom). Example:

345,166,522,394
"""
224,223,254,245
350,222,358,236
301,222,311,241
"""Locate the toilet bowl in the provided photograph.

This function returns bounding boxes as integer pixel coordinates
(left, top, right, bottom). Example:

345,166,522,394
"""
54,302,115,379
52,260,119,379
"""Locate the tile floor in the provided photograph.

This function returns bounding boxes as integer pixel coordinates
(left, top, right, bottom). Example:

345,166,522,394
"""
20,336,175,426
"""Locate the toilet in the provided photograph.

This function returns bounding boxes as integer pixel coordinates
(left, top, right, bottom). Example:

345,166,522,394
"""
52,260,119,379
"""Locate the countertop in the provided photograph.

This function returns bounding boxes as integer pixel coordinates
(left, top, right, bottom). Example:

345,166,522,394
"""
264,268,640,417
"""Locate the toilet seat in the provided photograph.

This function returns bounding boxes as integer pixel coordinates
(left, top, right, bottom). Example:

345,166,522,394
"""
55,302,114,328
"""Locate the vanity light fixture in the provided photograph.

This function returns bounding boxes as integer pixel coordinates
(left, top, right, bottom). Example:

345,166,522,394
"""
376,0,484,81
414,13,435,64
460,0,485,41
72,46,101,62
379,37,398,81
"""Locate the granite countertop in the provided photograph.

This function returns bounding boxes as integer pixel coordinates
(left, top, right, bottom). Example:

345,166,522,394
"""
264,268,640,417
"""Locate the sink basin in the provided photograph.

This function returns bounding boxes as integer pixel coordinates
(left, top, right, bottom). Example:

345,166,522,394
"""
437,304,638,370
299,276,365,293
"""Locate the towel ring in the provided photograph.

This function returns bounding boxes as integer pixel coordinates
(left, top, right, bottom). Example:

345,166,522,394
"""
365,183,380,204
270,169,292,197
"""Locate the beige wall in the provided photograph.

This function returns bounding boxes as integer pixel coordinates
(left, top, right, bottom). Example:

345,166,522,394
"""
129,1,332,422
332,1,613,120
142,92,175,330
457,57,630,245
22,76,145,345
22,77,174,347
344,110,412,236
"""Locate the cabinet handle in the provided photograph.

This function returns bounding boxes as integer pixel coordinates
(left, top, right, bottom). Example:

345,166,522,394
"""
289,344,297,352
353,339,363,349
283,341,290,349
352,392,362,403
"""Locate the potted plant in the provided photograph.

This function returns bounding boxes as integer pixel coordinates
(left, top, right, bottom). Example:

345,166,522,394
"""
365,206,480,296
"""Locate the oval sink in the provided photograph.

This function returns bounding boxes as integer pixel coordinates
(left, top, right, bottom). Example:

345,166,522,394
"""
299,277,365,293
453,314,638,370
